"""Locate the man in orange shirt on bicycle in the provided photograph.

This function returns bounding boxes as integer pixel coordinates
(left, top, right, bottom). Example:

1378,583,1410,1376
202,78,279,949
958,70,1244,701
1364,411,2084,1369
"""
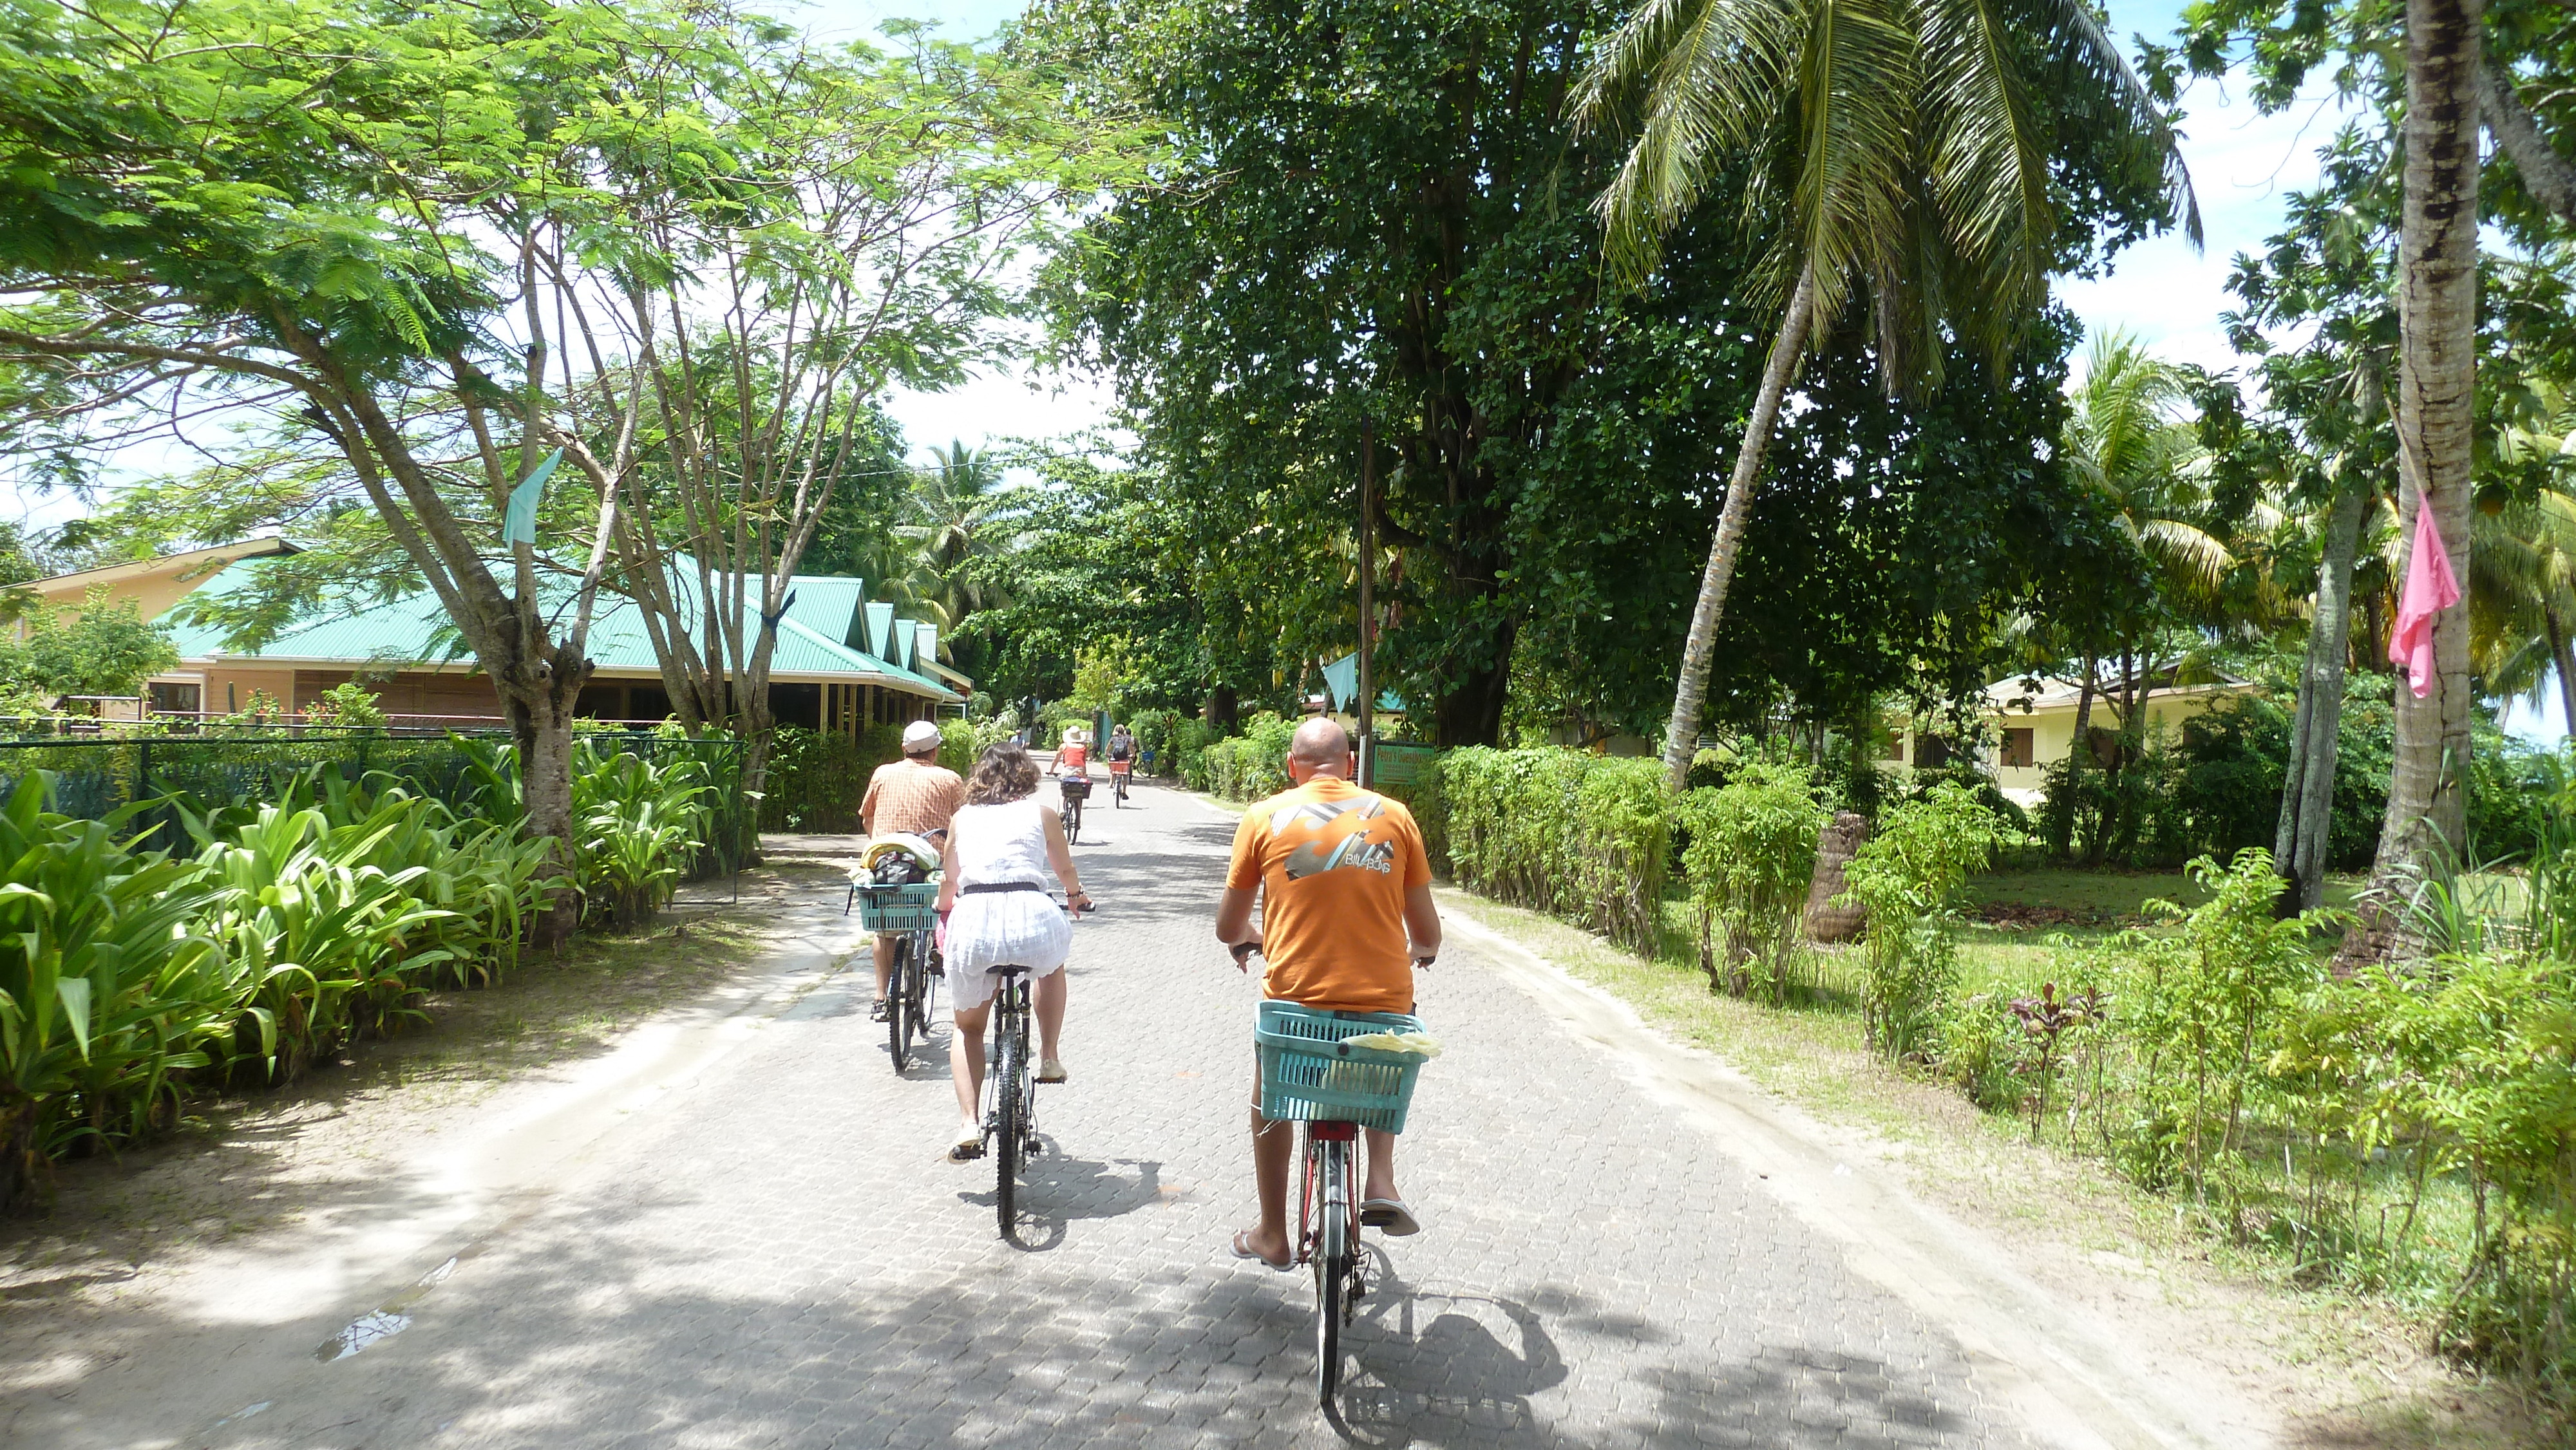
1215,717,1441,1269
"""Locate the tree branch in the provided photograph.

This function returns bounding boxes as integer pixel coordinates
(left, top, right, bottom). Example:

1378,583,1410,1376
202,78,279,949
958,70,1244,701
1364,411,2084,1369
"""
2481,58,2576,231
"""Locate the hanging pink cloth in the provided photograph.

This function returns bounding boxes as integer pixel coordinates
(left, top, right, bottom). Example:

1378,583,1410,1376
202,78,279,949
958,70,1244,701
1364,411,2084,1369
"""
2387,496,2462,699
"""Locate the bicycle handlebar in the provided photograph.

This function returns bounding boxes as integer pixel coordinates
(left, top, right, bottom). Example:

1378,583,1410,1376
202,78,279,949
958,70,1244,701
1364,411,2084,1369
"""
1227,939,1434,971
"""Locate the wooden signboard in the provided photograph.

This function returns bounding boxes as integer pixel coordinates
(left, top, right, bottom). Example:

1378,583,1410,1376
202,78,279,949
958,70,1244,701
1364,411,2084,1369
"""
1370,742,1435,788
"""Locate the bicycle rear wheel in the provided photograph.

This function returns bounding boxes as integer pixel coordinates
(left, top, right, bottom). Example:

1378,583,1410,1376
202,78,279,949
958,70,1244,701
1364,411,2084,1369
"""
1314,1135,1350,1407
994,1000,1025,1238
886,936,914,1071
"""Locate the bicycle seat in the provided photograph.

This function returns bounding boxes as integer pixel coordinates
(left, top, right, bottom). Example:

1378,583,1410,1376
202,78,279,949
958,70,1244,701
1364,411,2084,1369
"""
985,964,1033,977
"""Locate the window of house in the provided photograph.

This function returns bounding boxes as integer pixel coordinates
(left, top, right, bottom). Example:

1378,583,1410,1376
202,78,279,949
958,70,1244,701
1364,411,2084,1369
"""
147,682,202,717
1882,732,1906,761
2002,728,2034,769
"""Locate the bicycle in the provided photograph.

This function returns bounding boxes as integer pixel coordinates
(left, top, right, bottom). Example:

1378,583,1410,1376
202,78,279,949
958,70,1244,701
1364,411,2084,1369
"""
1238,942,1433,1407
850,880,940,1072
981,893,1088,1238
1109,758,1133,808
1057,772,1090,843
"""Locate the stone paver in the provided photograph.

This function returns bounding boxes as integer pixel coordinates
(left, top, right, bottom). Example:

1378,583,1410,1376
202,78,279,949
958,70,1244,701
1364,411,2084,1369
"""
50,784,2041,1448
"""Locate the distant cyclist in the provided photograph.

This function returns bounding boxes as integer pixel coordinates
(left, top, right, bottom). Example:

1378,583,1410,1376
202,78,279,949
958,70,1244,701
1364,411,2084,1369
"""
1215,717,1440,1268
1108,723,1135,767
1054,723,1092,778
858,720,964,1023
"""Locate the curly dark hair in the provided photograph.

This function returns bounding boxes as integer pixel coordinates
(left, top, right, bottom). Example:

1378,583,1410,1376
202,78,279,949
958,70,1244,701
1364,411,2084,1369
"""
965,742,1040,805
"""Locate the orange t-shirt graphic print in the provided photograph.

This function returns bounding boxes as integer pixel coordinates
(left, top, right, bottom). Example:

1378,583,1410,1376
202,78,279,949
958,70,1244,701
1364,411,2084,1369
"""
1227,777,1431,1015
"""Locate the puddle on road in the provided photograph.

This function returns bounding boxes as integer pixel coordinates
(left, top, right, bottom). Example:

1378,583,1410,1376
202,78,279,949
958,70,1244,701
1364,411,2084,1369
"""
312,1254,461,1362
316,1311,412,1361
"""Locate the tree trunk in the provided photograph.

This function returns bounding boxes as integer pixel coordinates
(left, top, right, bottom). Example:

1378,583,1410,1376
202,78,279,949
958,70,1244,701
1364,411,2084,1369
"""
1661,261,1819,790
1804,811,1871,942
2055,660,2098,862
2550,607,2576,746
510,684,584,951
2277,484,2366,916
1206,684,1240,735
2347,0,2482,968
2479,58,2576,231
1432,622,1517,748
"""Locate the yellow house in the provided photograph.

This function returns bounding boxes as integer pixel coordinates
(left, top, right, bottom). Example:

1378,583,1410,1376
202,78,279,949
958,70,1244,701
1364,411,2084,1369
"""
1887,672,2262,807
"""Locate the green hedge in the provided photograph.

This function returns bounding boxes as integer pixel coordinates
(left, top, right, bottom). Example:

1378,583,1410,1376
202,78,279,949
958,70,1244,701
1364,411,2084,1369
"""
1201,712,1297,801
759,724,904,832
1443,748,1669,954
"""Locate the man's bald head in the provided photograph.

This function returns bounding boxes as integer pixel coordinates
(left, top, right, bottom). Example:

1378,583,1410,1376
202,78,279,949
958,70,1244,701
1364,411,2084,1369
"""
1288,717,1354,778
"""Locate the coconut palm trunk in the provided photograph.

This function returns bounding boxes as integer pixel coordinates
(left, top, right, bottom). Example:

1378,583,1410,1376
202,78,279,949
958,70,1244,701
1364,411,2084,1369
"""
1660,262,1817,789
2550,608,2576,740
2275,482,2366,915
2345,0,2483,965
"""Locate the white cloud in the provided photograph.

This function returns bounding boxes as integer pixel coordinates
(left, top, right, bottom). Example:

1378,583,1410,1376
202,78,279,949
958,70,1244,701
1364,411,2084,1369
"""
2058,68,2367,380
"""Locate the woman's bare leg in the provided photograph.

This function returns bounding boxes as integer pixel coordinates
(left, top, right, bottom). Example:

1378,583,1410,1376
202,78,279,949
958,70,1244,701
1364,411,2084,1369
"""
1035,970,1067,1061
949,1001,992,1136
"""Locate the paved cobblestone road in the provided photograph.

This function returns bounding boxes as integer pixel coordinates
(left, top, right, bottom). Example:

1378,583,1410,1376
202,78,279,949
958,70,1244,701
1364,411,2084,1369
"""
38,784,2054,1449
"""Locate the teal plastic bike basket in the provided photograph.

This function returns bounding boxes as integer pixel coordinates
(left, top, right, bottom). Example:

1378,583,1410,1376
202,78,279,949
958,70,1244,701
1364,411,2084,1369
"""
1254,1001,1430,1134
854,881,940,933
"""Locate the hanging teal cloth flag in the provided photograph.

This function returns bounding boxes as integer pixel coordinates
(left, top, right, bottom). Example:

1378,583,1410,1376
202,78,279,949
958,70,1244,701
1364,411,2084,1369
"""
504,448,562,546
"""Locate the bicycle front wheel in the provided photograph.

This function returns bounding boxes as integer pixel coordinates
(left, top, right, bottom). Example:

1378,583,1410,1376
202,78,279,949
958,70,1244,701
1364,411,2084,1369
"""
911,932,939,1037
994,1010,1025,1238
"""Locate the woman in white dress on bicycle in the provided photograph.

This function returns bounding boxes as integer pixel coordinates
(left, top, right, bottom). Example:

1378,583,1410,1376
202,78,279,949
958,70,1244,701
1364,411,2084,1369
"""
935,742,1092,1162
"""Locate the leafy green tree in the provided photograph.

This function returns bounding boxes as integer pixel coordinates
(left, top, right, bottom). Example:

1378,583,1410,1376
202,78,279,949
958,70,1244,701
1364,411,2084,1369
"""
593,35,1141,793
0,0,744,941
1,588,179,702
1030,0,2167,750
1573,0,2199,787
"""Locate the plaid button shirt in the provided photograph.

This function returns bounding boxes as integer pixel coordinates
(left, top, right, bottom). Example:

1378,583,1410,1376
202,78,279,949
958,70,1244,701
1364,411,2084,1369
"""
861,759,966,836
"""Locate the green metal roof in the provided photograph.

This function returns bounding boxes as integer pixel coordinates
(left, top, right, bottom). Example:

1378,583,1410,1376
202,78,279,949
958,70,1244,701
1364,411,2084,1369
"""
165,557,958,701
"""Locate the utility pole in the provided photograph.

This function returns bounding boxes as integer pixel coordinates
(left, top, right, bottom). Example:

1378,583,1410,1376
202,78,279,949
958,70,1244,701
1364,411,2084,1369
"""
1357,420,1376,786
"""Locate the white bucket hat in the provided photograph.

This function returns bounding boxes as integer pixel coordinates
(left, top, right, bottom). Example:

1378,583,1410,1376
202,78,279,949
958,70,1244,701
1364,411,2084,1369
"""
902,720,942,752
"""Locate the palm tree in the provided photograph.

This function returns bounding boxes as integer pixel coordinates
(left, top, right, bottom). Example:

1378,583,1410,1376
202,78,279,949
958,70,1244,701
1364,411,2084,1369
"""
2348,0,2484,963
2050,333,2234,858
1573,0,2199,789
2472,384,2576,739
896,441,1024,654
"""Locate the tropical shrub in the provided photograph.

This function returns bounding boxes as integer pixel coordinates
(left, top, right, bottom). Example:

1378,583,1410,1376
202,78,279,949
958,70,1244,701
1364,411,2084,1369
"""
303,681,388,728
0,587,180,702
1201,712,1296,801
1126,707,1208,778
1675,762,1824,1002
0,777,224,1207
1838,783,2012,1060
1443,748,1669,954
570,741,708,929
